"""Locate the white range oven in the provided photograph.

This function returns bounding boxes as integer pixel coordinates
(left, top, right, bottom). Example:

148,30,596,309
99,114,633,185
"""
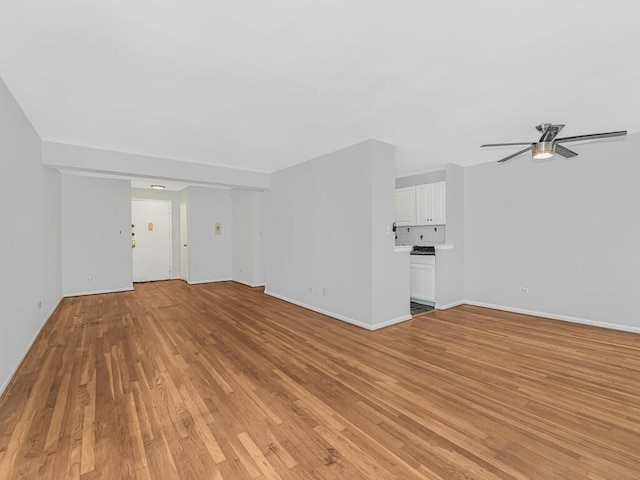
410,246,435,306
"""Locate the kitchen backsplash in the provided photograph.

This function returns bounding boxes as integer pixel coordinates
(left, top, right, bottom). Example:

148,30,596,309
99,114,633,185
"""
395,225,445,246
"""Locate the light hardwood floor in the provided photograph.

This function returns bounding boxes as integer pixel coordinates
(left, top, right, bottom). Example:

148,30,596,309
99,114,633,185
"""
0,280,638,479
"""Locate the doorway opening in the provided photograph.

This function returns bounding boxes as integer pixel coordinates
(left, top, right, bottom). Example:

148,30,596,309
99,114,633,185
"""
180,201,188,282
132,199,172,282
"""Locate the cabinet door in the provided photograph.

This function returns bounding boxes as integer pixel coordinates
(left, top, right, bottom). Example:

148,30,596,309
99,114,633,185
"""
431,182,446,225
415,185,433,225
395,187,416,225
416,182,446,225
410,263,436,303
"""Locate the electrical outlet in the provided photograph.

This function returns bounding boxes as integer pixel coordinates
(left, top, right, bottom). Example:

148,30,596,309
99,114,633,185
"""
519,287,529,293
308,287,312,293
322,287,327,296
88,276,95,283
37,301,42,309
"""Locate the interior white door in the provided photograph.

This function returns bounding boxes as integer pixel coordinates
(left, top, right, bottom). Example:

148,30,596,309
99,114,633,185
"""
132,199,172,282
180,201,189,281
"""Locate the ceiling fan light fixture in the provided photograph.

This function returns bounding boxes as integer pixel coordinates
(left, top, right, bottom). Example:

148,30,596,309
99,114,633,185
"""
481,123,627,163
532,141,555,159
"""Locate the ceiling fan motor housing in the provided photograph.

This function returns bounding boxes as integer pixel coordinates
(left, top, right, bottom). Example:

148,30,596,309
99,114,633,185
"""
532,141,555,159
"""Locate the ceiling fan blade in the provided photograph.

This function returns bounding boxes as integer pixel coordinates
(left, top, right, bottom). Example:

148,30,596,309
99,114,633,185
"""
497,146,532,163
481,142,532,147
554,144,578,158
556,130,627,143
539,124,565,142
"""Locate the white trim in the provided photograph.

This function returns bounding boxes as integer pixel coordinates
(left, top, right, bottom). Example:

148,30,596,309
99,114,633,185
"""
0,296,63,396
372,314,413,330
265,290,371,329
436,300,465,310
187,278,232,285
232,279,265,288
64,286,134,297
264,290,412,331
464,300,640,334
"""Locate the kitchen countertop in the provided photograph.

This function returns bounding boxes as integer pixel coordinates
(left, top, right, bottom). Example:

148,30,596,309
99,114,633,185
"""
395,243,456,254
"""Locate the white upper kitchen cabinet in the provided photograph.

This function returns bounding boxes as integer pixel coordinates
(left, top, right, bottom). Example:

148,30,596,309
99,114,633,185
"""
416,181,446,225
395,187,416,226
396,182,446,226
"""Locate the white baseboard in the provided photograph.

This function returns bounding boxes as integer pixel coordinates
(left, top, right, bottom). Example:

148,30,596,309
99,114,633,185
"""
64,286,134,297
372,314,413,330
264,290,372,329
264,290,410,331
187,278,232,285
464,300,640,334
436,300,465,310
0,296,63,397
232,279,265,288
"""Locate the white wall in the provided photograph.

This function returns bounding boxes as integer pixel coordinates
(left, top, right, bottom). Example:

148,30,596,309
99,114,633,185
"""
0,78,62,394
231,190,253,285
231,190,264,287
252,194,265,286
435,163,465,308
371,142,411,326
265,140,409,329
61,175,133,296
464,134,640,332
131,188,181,278
184,187,233,284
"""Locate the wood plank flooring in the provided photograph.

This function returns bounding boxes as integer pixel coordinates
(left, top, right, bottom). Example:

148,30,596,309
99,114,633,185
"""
0,280,639,479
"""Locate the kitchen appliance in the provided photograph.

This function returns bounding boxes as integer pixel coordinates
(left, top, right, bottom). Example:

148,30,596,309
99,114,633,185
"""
410,249,435,306
411,246,435,255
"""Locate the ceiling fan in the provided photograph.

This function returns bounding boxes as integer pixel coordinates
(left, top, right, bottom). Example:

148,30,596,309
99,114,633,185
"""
481,123,627,163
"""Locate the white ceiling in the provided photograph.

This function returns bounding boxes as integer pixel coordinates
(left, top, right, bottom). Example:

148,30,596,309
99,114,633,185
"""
1,1,638,177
